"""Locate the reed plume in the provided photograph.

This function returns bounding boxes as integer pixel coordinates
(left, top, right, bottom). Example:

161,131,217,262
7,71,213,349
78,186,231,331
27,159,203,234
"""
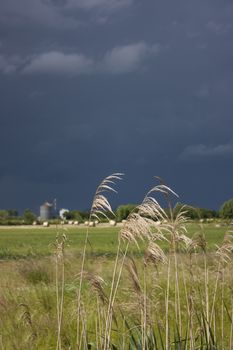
77,173,123,349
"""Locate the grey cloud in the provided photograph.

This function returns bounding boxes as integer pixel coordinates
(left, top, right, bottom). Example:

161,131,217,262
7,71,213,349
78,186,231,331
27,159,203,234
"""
101,42,160,73
206,21,232,35
0,54,24,74
0,0,78,28
23,51,94,75
195,86,210,98
179,142,233,160
0,0,133,29
65,0,133,12
19,42,160,75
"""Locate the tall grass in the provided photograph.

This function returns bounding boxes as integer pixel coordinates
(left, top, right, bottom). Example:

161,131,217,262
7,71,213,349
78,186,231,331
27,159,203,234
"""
0,175,233,349
72,175,233,349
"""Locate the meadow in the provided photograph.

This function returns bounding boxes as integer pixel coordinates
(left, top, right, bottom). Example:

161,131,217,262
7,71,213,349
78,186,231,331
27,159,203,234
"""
0,222,232,349
0,223,228,259
0,174,233,349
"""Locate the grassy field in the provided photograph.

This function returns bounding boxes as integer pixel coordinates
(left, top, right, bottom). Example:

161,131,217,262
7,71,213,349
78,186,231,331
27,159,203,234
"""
0,222,229,259
0,223,232,349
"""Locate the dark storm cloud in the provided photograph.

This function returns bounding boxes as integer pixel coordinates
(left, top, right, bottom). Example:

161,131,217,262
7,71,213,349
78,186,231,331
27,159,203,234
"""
0,0,133,29
1,0,233,212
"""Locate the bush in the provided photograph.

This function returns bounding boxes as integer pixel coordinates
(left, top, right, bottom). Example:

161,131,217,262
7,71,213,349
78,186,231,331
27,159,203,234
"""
23,209,36,224
220,198,233,219
63,210,88,222
0,218,24,225
116,204,137,221
174,203,218,220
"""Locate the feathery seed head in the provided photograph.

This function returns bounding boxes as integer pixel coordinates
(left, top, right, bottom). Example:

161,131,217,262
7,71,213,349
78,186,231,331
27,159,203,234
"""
216,232,233,265
191,232,207,252
90,173,124,222
79,272,108,304
144,242,167,266
120,180,183,246
125,259,142,294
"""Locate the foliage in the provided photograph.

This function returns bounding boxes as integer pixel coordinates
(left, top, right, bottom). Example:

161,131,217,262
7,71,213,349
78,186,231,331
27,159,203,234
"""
220,198,233,219
0,210,9,219
0,209,18,219
0,218,24,226
7,209,18,217
116,204,137,221
23,209,36,224
174,202,218,219
63,210,89,222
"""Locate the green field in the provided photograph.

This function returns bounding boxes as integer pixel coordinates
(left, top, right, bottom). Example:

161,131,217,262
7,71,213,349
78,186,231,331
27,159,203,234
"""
0,223,232,349
0,223,229,259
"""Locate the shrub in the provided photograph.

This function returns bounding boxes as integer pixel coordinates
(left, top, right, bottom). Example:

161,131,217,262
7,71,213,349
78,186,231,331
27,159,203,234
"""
174,202,218,220
23,209,36,224
116,204,137,221
220,198,233,219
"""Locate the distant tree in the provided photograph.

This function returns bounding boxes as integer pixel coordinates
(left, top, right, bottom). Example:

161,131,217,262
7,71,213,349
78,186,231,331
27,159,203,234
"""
72,211,84,222
174,203,198,219
77,211,89,221
0,210,8,220
63,211,73,220
174,203,218,220
116,204,137,221
7,209,18,217
63,210,89,222
23,209,36,224
198,208,218,219
220,199,233,219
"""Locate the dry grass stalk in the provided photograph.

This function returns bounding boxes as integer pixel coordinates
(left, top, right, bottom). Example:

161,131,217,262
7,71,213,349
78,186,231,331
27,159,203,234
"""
216,233,233,265
77,173,123,350
19,303,37,341
144,242,167,267
125,258,150,349
120,192,172,246
120,180,185,349
54,233,67,350
125,258,142,295
81,272,108,305
210,233,233,331
104,242,129,350
190,232,207,252
90,173,124,222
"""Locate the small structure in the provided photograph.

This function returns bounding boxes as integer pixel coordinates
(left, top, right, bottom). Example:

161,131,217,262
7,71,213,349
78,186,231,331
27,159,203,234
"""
40,202,53,221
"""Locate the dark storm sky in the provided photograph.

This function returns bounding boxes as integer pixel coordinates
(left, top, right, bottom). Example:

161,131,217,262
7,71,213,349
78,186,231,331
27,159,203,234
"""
1,0,233,213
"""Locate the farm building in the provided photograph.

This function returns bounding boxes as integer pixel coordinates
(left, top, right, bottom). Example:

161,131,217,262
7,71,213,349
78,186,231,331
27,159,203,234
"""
40,202,54,220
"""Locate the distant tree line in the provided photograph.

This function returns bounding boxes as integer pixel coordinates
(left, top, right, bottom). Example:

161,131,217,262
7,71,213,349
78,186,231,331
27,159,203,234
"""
1,198,233,225
173,203,218,220
62,200,233,222
0,209,36,225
